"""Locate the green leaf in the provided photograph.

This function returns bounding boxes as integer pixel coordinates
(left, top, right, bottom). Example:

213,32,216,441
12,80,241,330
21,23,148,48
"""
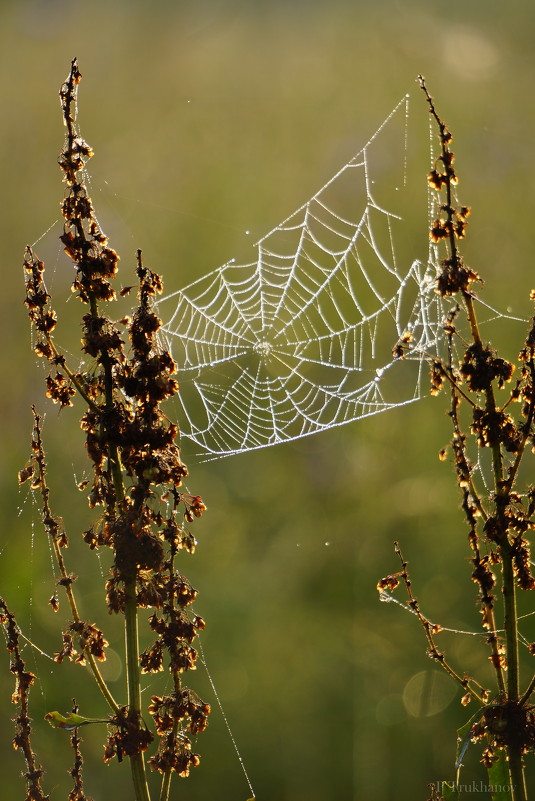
45,710,109,730
487,750,512,801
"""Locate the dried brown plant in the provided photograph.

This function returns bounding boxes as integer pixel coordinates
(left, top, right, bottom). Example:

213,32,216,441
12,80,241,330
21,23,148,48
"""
12,58,209,801
383,79,535,800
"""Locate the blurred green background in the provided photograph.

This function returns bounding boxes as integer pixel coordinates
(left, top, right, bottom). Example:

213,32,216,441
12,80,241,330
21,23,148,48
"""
1,0,535,799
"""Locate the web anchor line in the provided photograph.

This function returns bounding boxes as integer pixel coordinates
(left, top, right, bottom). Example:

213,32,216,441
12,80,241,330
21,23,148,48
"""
196,636,256,800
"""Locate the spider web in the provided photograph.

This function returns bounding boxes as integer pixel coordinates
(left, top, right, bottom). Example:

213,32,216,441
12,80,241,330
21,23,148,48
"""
158,96,445,459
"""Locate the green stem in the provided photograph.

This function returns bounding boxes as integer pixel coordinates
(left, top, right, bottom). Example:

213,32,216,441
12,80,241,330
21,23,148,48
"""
508,748,528,801
501,541,520,702
86,652,120,712
158,685,179,801
519,672,535,707
107,427,150,798
506,360,535,493
159,547,181,801
104,398,150,801
159,763,172,801
125,570,151,801
500,537,526,801
92,299,150,800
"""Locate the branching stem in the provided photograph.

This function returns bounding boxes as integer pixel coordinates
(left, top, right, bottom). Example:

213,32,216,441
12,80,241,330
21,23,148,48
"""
420,76,531,799
31,408,120,714
395,544,486,705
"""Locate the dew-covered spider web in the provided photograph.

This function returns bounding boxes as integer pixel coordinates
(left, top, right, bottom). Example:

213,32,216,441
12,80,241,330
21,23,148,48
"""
157,96,444,459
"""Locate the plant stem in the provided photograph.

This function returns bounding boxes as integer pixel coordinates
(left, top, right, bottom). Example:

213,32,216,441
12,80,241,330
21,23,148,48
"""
108,443,150,800
508,748,528,801
500,539,527,801
159,546,181,801
159,670,182,801
506,360,535,493
501,542,519,702
32,408,120,714
395,544,486,704
103,375,151,801
519,672,535,707
124,569,151,801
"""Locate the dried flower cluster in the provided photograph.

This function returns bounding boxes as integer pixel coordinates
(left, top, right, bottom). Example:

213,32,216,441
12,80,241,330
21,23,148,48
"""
16,58,209,800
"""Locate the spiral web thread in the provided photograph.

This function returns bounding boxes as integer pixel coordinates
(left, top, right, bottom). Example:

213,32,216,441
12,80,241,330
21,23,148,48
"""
158,95,446,459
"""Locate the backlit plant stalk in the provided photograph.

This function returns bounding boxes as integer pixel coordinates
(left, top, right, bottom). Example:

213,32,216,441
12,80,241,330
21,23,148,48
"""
385,79,535,801
20,59,209,801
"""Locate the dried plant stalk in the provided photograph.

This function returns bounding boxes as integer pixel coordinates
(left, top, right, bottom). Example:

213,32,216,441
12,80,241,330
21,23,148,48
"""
19,58,209,801
385,79,535,800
